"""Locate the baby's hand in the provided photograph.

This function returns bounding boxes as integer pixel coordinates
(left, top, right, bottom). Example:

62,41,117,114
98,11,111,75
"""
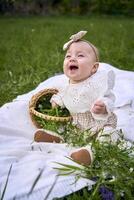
51,101,58,108
91,100,107,114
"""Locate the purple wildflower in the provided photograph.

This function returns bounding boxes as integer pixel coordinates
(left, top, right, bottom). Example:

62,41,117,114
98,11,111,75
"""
99,185,115,200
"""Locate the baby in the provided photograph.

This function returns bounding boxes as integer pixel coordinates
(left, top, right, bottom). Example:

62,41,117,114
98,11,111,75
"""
34,31,117,166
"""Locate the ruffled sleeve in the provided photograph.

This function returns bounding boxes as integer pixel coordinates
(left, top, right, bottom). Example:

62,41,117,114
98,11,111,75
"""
91,70,116,120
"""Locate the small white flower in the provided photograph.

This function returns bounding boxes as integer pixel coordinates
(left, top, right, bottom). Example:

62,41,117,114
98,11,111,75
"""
120,190,124,197
109,176,116,182
129,168,133,173
118,140,132,150
8,71,13,77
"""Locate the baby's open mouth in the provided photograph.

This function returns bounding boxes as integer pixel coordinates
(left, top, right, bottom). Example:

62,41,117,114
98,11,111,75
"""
69,65,78,70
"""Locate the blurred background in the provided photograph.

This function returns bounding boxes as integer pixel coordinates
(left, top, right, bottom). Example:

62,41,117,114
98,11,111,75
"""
0,0,133,16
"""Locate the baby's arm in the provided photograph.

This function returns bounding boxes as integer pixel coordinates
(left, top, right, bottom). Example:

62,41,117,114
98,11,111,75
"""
50,92,65,108
91,70,115,119
51,100,59,108
91,100,107,114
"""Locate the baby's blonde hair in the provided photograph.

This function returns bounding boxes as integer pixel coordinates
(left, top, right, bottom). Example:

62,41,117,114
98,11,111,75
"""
75,39,99,62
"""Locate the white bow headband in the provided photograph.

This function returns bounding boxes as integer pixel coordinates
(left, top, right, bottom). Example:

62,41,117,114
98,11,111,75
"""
63,30,87,51
63,30,99,62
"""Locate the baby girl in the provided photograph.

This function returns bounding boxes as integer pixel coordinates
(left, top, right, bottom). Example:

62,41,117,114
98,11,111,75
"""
34,31,117,166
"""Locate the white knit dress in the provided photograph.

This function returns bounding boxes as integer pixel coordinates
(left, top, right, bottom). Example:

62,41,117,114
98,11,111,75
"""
51,70,117,131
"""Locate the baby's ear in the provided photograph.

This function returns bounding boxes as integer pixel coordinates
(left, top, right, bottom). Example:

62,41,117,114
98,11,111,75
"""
92,62,99,74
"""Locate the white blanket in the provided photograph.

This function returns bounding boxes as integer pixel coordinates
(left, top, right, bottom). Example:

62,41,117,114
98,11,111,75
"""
0,63,134,200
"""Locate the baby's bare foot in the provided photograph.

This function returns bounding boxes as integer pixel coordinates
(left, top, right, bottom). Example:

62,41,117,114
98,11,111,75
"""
34,130,62,143
71,149,92,166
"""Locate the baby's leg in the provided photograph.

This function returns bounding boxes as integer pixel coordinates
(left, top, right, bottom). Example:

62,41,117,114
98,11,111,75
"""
97,112,119,142
98,126,119,142
70,146,93,166
34,129,63,143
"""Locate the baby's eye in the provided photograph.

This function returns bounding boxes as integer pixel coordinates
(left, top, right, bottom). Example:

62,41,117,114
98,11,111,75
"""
78,54,84,57
65,55,71,58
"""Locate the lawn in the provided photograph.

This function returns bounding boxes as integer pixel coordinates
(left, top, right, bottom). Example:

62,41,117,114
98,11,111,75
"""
0,15,134,106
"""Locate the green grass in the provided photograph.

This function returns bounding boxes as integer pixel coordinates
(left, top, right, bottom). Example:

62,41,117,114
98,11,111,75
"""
0,15,134,106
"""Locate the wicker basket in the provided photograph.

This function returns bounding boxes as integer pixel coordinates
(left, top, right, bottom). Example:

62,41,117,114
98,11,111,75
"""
29,88,72,128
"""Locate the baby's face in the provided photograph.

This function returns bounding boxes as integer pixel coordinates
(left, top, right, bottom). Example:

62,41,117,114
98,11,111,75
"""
63,41,98,83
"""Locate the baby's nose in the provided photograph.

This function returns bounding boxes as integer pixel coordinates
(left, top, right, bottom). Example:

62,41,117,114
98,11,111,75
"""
69,56,76,61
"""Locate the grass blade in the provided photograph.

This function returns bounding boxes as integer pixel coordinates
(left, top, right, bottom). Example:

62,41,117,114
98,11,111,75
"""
28,168,44,195
1,164,13,200
44,175,59,200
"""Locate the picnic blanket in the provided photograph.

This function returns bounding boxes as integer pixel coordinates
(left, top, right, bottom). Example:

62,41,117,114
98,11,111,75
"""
0,63,134,200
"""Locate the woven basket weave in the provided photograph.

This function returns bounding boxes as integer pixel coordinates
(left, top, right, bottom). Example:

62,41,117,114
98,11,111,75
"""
29,88,72,128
